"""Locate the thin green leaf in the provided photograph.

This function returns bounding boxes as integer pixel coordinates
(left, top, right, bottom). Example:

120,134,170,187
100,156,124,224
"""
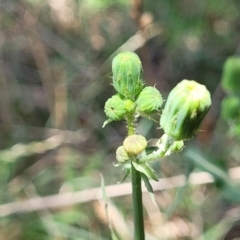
100,173,108,204
100,174,110,229
111,228,121,240
185,149,230,182
132,161,158,181
117,168,130,184
138,111,157,122
166,185,188,218
100,174,122,239
196,211,239,240
185,149,240,202
141,173,157,207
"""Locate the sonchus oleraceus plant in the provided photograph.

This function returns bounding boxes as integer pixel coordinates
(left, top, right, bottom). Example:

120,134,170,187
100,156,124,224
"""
103,51,211,240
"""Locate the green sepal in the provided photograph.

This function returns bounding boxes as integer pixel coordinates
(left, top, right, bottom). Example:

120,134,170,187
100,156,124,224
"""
102,118,113,128
141,173,157,207
113,162,121,167
137,111,158,122
132,161,158,181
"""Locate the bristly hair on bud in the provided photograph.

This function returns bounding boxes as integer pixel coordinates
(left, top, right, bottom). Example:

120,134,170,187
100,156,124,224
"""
160,80,211,140
112,52,145,100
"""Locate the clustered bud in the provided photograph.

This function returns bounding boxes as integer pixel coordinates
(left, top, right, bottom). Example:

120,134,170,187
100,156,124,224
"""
167,139,184,154
116,146,130,163
123,135,147,155
104,94,126,121
112,52,145,100
136,86,163,113
160,80,211,140
103,52,163,127
103,52,212,166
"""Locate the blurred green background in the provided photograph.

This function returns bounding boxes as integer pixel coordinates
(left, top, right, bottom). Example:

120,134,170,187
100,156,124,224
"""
1,0,240,239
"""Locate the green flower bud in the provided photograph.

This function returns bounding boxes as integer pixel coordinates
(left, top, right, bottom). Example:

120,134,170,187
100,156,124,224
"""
136,86,163,113
221,96,240,120
222,56,240,94
123,134,147,155
116,146,129,163
104,94,126,121
168,140,184,153
160,80,211,140
112,52,145,99
124,99,136,113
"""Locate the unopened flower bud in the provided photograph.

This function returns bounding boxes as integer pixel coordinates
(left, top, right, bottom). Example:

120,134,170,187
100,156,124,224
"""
124,99,136,113
104,94,126,121
123,134,147,155
136,86,163,113
160,80,211,140
168,140,184,153
116,146,129,163
112,52,145,99
222,56,240,94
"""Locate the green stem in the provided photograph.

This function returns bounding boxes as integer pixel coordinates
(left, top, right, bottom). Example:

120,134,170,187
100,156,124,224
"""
131,161,145,240
126,114,135,135
140,148,166,163
126,114,145,239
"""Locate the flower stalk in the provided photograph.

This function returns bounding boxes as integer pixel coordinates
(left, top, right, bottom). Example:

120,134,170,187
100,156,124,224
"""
125,114,145,239
131,161,144,240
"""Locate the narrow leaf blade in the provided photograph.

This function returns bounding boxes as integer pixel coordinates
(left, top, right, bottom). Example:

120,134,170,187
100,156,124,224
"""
141,173,157,207
132,161,158,181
